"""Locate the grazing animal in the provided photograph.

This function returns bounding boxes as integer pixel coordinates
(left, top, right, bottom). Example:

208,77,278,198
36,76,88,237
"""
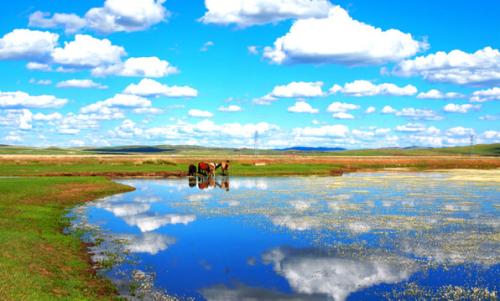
188,164,197,177
198,162,216,176
216,160,230,176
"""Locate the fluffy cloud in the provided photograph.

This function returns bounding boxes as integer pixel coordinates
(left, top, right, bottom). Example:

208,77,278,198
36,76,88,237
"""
396,107,442,120
80,94,152,114
1,109,33,130
288,101,318,114
254,81,324,105
92,57,178,77
395,123,427,133
381,105,397,114
443,103,481,113
200,0,332,27
264,6,426,65
417,89,464,99
124,78,197,97
29,79,52,86
293,124,349,138
33,112,63,121
188,109,213,118
200,41,214,52
482,130,500,140
394,47,500,85
446,127,475,137
29,0,169,34
327,102,359,119
143,120,280,146
327,102,360,113
470,87,500,102
218,105,242,112
86,0,168,33
480,115,499,121
382,105,441,120
0,91,68,108
0,29,59,61
271,81,324,98
52,34,125,68
332,112,354,119
330,80,417,97
29,11,86,34
26,62,52,71
56,79,107,89
365,106,376,114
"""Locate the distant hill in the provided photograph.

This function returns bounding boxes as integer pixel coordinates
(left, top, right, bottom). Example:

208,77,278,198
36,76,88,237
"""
0,143,499,156
278,147,346,152
87,146,175,154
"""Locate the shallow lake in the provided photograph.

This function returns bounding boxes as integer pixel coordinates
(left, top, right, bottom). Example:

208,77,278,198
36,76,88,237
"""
73,171,500,300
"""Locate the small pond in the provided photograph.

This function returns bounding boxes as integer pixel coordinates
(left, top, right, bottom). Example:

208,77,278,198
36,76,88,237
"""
72,171,500,300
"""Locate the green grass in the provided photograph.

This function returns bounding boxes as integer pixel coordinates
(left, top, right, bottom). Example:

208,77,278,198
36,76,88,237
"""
0,177,133,301
0,160,181,176
1,143,499,156
1,158,498,178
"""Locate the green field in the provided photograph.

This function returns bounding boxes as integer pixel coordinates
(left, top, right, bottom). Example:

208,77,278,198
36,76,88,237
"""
1,143,499,156
0,177,133,301
1,158,499,177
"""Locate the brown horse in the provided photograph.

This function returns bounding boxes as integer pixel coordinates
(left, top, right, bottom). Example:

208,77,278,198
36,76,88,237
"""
216,160,230,176
198,162,216,176
188,164,197,177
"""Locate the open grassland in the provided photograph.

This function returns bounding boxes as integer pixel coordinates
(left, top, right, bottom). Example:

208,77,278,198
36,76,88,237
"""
0,155,499,177
0,143,499,157
0,177,133,301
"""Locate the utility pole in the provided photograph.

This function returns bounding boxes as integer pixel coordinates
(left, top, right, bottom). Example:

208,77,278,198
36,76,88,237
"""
254,130,259,156
469,134,475,157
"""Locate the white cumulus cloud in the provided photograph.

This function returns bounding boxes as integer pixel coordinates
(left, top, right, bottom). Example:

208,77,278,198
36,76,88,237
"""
81,93,152,114
200,0,332,27
330,80,417,97
416,89,464,99
0,29,59,61
188,109,213,118
52,34,125,68
56,79,107,89
470,87,500,102
443,103,481,113
264,6,426,65
29,11,86,34
92,56,178,78
218,105,242,112
0,91,68,108
288,101,319,114
124,78,198,97
394,47,500,86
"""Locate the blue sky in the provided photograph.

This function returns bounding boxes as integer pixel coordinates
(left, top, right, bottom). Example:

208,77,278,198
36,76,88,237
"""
0,0,499,148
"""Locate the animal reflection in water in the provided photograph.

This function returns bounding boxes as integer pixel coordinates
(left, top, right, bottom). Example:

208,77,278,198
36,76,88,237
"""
187,161,230,190
192,161,230,177
188,175,230,191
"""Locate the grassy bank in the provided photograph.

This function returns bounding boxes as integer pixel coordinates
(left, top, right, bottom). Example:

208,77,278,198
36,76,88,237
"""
0,177,133,301
0,155,499,177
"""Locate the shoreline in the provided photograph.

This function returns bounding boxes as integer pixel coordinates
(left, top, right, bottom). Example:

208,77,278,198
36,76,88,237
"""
1,169,499,299
0,176,134,300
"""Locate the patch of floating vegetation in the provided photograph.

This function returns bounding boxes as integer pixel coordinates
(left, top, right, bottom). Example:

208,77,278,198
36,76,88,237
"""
385,282,498,301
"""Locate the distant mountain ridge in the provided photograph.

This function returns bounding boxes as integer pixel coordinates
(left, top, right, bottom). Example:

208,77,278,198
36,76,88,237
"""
277,146,346,152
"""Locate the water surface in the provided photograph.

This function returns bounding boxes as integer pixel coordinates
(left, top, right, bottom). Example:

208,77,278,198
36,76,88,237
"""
74,171,500,300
